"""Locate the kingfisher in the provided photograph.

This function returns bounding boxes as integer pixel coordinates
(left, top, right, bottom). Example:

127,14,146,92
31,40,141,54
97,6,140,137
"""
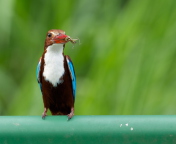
36,29,77,120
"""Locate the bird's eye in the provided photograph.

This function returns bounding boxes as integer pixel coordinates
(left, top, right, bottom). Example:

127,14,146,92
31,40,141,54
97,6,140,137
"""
47,33,52,37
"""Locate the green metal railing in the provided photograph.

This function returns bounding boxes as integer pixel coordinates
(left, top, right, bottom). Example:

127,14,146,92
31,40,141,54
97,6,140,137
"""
0,115,176,144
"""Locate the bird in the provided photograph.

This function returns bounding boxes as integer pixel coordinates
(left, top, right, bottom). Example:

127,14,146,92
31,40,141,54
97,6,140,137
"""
36,29,77,120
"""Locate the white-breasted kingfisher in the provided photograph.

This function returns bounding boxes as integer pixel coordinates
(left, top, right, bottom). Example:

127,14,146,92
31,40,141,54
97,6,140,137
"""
36,29,77,120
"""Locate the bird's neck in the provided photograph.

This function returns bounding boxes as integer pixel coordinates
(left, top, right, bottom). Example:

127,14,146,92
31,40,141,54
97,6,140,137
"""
43,44,65,87
46,43,64,54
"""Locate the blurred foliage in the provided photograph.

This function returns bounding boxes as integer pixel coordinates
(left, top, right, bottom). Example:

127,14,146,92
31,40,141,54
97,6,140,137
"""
0,0,176,116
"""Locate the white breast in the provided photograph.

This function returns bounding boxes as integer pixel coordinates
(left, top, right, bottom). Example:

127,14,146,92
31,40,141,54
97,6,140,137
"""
43,44,65,87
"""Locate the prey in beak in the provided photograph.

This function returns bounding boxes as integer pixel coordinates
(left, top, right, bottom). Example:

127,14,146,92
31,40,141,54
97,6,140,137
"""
53,33,78,44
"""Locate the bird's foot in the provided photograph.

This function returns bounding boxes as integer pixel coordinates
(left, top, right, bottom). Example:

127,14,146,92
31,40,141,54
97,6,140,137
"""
42,108,48,119
67,107,74,121
42,113,47,119
67,113,74,120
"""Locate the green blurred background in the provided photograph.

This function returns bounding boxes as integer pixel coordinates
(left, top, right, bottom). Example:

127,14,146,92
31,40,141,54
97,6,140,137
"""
0,0,176,116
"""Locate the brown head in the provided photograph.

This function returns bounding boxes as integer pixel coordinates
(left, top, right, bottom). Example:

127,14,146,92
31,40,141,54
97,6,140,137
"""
44,29,71,49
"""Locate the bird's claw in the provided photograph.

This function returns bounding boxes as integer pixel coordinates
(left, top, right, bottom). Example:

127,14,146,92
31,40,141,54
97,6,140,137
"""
42,115,47,120
42,108,48,119
67,113,74,121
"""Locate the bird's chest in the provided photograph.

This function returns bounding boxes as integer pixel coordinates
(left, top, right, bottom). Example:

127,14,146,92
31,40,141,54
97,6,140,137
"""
43,50,65,87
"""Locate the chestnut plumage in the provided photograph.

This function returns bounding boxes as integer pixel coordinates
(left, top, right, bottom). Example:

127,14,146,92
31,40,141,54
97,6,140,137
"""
36,29,76,120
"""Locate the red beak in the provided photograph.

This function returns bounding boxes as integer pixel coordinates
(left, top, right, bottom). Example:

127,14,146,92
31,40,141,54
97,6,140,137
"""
53,33,69,44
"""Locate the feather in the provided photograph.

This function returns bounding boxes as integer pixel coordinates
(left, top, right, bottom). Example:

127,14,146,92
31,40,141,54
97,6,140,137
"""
66,55,76,100
36,57,42,91
37,29,76,120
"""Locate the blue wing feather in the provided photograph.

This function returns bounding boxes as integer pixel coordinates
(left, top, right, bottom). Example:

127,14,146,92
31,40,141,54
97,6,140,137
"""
66,56,76,100
36,58,42,91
